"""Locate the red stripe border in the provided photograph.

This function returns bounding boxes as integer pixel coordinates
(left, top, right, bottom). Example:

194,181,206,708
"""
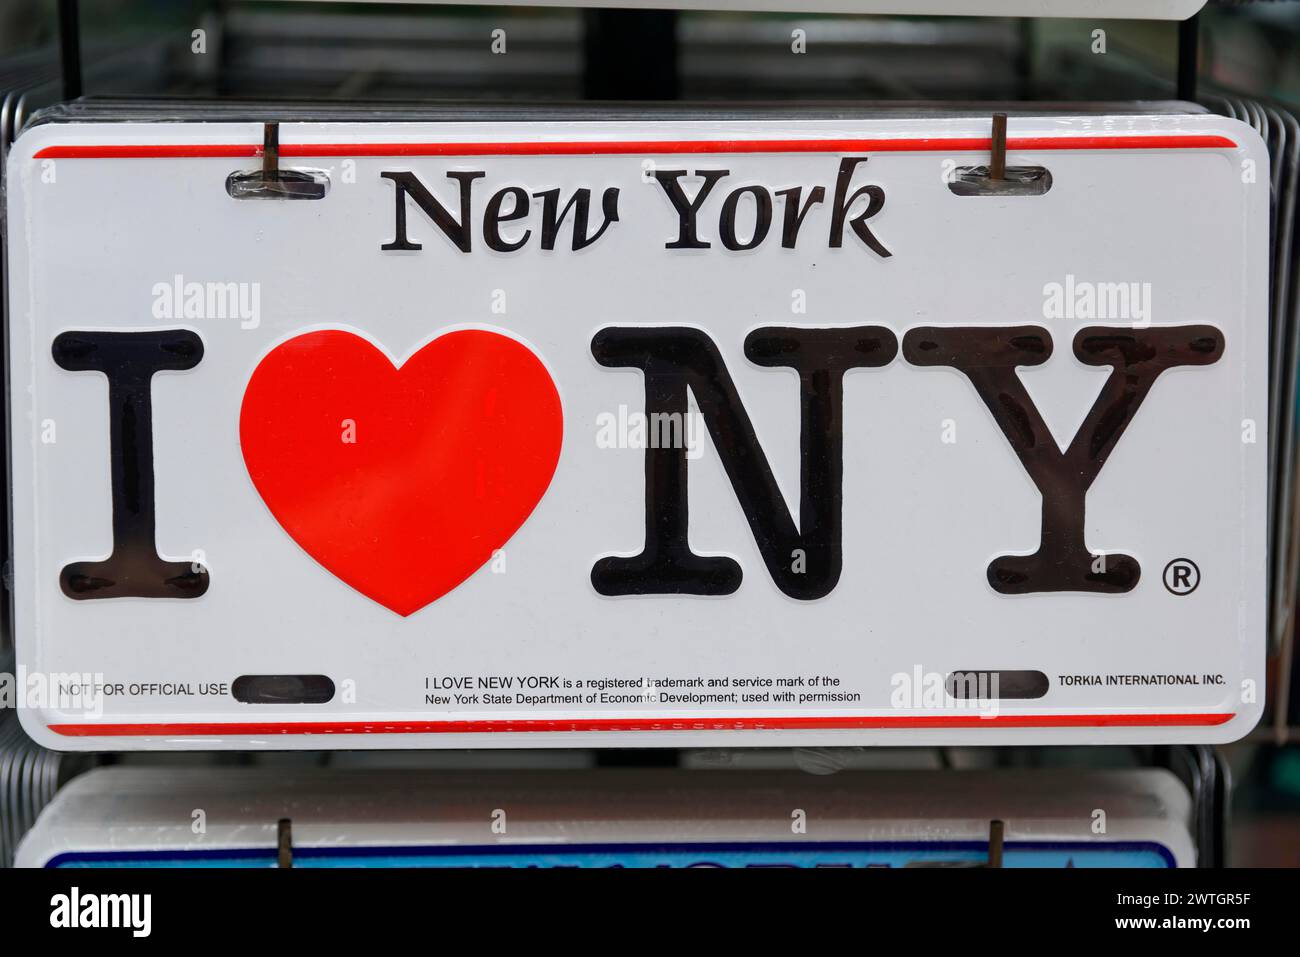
48,712,1235,737
30,133,1238,160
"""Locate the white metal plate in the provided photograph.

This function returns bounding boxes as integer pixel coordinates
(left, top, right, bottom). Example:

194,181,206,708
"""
15,767,1195,867
6,114,1268,749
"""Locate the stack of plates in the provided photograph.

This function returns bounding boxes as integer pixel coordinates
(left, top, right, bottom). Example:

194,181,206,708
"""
16,766,1197,868
1202,93,1300,733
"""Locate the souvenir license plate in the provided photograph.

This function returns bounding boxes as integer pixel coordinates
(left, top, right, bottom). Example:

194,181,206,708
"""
5,114,1268,748
16,767,1193,868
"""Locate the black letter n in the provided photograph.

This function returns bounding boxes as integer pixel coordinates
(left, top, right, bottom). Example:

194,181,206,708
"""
381,170,485,252
590,326,896,600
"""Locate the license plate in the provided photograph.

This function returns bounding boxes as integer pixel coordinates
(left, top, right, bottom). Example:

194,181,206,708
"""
6,113,1268,749
414,1,1207,20
16,767,1192,868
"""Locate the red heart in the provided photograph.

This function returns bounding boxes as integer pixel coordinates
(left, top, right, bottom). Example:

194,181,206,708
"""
240,329,563,616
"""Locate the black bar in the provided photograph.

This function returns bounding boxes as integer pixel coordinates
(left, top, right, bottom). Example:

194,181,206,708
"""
5,867,1284,940
57,0,81,101
583,10,679,100
1177,12,1199,102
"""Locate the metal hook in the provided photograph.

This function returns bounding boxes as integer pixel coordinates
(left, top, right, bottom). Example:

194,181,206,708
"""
990,113,1007,182
227,122,328,201
987,819,1005,868
277,817,293,868
263,121,279,178
946,114,1051,198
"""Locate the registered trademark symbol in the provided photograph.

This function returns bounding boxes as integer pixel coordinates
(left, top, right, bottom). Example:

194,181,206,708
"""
1163,558,1200,595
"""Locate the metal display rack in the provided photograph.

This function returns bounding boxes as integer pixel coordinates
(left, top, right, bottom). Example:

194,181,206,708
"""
0,0,1295,870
